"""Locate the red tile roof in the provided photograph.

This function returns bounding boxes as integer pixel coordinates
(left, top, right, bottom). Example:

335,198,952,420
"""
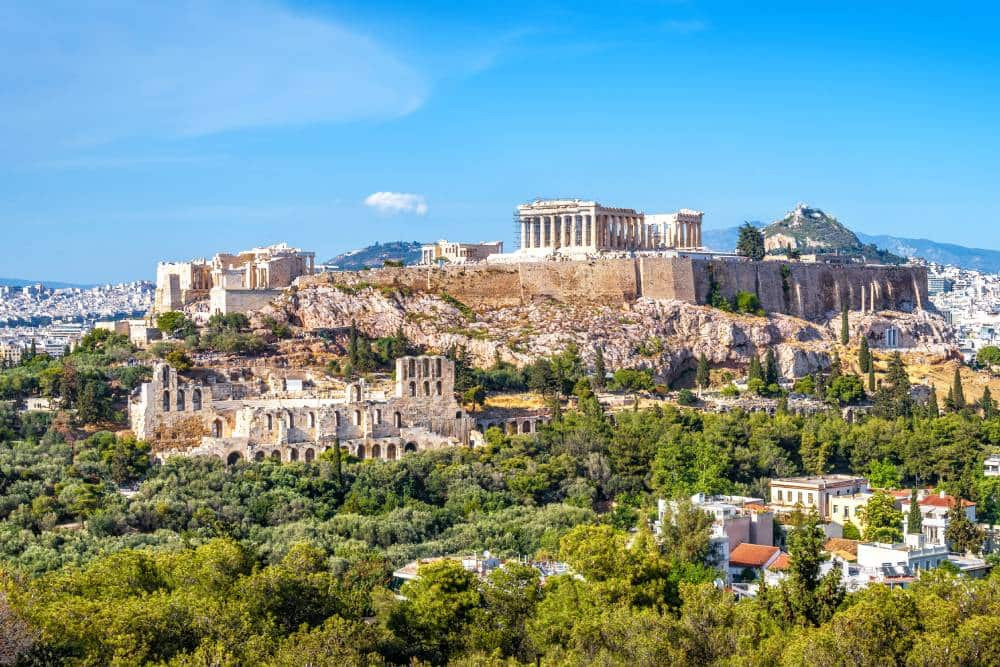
767,552,791,571
729,543,780,568
919,495,974,508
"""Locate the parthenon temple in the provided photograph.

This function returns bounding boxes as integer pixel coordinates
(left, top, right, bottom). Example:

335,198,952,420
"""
515,199,702,257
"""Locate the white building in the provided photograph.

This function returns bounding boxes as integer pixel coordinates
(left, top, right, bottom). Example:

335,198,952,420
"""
985,455,1000,477
895,490,977,547
769,475,869,517
420,240,504,265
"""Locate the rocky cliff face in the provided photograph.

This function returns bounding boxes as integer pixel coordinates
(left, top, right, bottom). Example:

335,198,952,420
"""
257,284,957,384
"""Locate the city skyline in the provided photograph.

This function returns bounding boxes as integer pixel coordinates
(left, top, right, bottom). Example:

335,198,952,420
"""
3,1,1000,283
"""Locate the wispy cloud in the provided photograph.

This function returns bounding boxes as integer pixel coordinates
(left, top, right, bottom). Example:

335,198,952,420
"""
662,19,709,34
364,192,428,216
0,1,428,157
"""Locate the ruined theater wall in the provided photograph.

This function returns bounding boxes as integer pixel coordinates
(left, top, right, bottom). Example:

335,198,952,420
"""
306,258,927,319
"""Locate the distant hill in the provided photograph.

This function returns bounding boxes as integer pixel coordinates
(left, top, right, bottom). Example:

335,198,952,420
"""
324,241,424,269
0,277,93,289
703,220,1000,273
761,203,903,264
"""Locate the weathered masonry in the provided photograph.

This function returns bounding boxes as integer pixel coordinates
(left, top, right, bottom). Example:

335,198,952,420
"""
310,257,929,322
130,355,480,463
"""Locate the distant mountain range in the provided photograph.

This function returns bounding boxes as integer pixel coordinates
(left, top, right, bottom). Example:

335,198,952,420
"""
0,277,93,289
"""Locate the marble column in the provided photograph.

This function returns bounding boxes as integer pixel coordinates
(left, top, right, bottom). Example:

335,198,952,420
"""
520,221,527,250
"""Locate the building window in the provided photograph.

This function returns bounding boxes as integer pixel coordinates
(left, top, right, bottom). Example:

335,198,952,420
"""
409,381,416,397
375,409,382,425
808,493,814,505
192,388,202,411
354,410,361,426
162,390,170,412
394,412,402,427
436,358,442,377
267,414,273,431
435,381,442,396
423,380,430,396
776,490,782,502
797,492,803,503
177,389,185,411
309,412,316,428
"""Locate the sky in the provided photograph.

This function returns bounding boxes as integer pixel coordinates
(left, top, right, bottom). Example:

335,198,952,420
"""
2,1,1000,283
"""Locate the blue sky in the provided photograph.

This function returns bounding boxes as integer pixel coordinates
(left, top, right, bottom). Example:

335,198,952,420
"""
2,1,999,283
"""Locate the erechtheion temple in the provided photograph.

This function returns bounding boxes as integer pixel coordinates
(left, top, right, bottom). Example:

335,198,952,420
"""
514,199,703,258
153,243,315,315
130,355,550,464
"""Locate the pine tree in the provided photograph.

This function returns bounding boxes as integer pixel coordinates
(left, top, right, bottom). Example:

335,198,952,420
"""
592,347,606,391
983,386,997,419
858,337,871,373
952,367,966,410
906,488,922,535
736,222,765,261
695,353,710,393
874,352,913,419
927,386,940,417
840,304,850,345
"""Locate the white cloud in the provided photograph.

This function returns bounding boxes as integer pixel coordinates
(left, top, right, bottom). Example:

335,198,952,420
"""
364,192,428,216
0,1,428,157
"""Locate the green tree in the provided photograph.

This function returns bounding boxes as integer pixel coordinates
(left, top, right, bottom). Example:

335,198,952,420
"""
156,311,197,338
389,559,482,663
906,488,922,535
860,492,904,543
611,369,654,403
767,512,844,626
867,459,902,490
981,386,996,419
858,336,871,373
592,346,606,391
736,222,765,261
748,353,763,384
826,374,865,406
978,345,1000,367
462,385,486,411
840,304,850,345
165,348,193,372
926,385,939,417
873,352,912,419
951,367,966,411
470,563,541,660
764,348,779,387
868,364,876,393
695,353,710,393
944,499,982,554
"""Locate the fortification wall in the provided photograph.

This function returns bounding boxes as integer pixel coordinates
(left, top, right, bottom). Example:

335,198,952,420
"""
304,258,928,321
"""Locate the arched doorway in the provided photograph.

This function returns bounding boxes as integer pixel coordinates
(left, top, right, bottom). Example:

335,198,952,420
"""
288,448,299,462
270,450,281,461
212,419,223,438
226,451,242,465
254,451,265,461
404,442,418,454
192,388,202,411
304,448,315,462
372,444,381,459
386,443,397,460
356,445,365,459
522,421,531,433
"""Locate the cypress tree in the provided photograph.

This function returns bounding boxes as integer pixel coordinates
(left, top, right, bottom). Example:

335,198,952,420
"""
748,353,763,383
906,488,922,535
829,350,842,380
764,348,779,387
952,367,966,410
982,386,996,419
332,438,343,484
945,385,954,411
927,386,939,417
868,364,876,393
593,347,606,391
348,321,359,366
695,353,710,393
858,337,871,373
840,304,850,345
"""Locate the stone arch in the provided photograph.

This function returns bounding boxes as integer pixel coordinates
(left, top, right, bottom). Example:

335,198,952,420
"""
455,411,463,419
267,414,273,430
404,442,418,453
507,422,517,435
287,411,294,429
162,366,170,384
435,358,442,377
162,390,170,412
309,412,316,428
176,389,185,411
422,358,430,376
409,381,416,397
436,381,442,396
408,358,416,377
333,411,340,427
288,448,299,462
304,448,315,462
375,409,382,425
521,421,531,433
394,411,402,427
356,445,365,460
254,451,265,461
353,410,362,426
212,418,223,438
372,443,381,459
270,450,281,461
386,443,397,460
192,388,202,411
226,451,242,465
423,380,430,396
